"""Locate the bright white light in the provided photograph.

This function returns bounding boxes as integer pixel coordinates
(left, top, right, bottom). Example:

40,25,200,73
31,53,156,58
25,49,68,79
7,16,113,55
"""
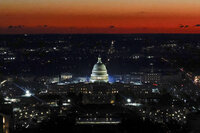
67,99,71,102
62,103,70,106
26,90,30,94
125,103,142,106
127,98,131,103
76,121,120,125
24,90,31,97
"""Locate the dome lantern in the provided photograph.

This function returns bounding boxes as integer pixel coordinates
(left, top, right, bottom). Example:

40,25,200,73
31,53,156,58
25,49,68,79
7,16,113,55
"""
97,57,102,63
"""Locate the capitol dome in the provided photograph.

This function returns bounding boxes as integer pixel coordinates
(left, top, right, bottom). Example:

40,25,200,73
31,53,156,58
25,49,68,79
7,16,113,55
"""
90,57,109,83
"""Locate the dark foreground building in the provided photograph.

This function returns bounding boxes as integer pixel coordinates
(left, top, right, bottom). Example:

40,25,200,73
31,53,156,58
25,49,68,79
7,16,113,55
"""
15,104,167,133
0,104,13,133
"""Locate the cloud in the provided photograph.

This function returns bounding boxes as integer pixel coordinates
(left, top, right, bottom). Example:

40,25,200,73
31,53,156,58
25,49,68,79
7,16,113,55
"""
37,25,48,28
195,24,200,27
8,25,24,29
109,25,115,29
8,25,13,29
185,25,189,28
179,24,189,28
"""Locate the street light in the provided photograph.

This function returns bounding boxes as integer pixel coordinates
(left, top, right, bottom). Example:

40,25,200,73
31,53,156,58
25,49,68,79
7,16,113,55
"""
127,98,131,103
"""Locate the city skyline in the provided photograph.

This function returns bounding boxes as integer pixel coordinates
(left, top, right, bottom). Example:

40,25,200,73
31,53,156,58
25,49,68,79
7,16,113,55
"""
1,33,200,133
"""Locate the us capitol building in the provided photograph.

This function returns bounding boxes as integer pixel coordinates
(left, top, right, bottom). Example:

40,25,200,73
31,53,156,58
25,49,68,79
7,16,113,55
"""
90,57,109,83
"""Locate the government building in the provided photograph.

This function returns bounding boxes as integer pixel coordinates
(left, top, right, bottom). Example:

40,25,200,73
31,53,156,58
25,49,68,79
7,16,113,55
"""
90,57,109,83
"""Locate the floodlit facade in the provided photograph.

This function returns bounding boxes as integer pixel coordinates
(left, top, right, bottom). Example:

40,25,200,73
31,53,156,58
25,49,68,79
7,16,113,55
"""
90,57,109,83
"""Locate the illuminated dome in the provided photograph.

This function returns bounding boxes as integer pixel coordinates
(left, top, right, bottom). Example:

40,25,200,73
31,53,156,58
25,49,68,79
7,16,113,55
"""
90,57,109,83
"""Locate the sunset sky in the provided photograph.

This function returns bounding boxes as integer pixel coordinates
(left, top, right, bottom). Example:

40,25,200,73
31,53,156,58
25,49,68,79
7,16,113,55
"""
0,0,200,33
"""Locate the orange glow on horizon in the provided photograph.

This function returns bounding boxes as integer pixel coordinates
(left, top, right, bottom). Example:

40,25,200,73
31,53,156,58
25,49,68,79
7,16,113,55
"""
0,0,200,33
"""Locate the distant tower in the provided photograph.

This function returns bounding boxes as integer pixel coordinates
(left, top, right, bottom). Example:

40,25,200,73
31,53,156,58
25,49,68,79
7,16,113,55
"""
90,57,109,83
107,40,115,63
108,40,115,55
150,63,154,73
